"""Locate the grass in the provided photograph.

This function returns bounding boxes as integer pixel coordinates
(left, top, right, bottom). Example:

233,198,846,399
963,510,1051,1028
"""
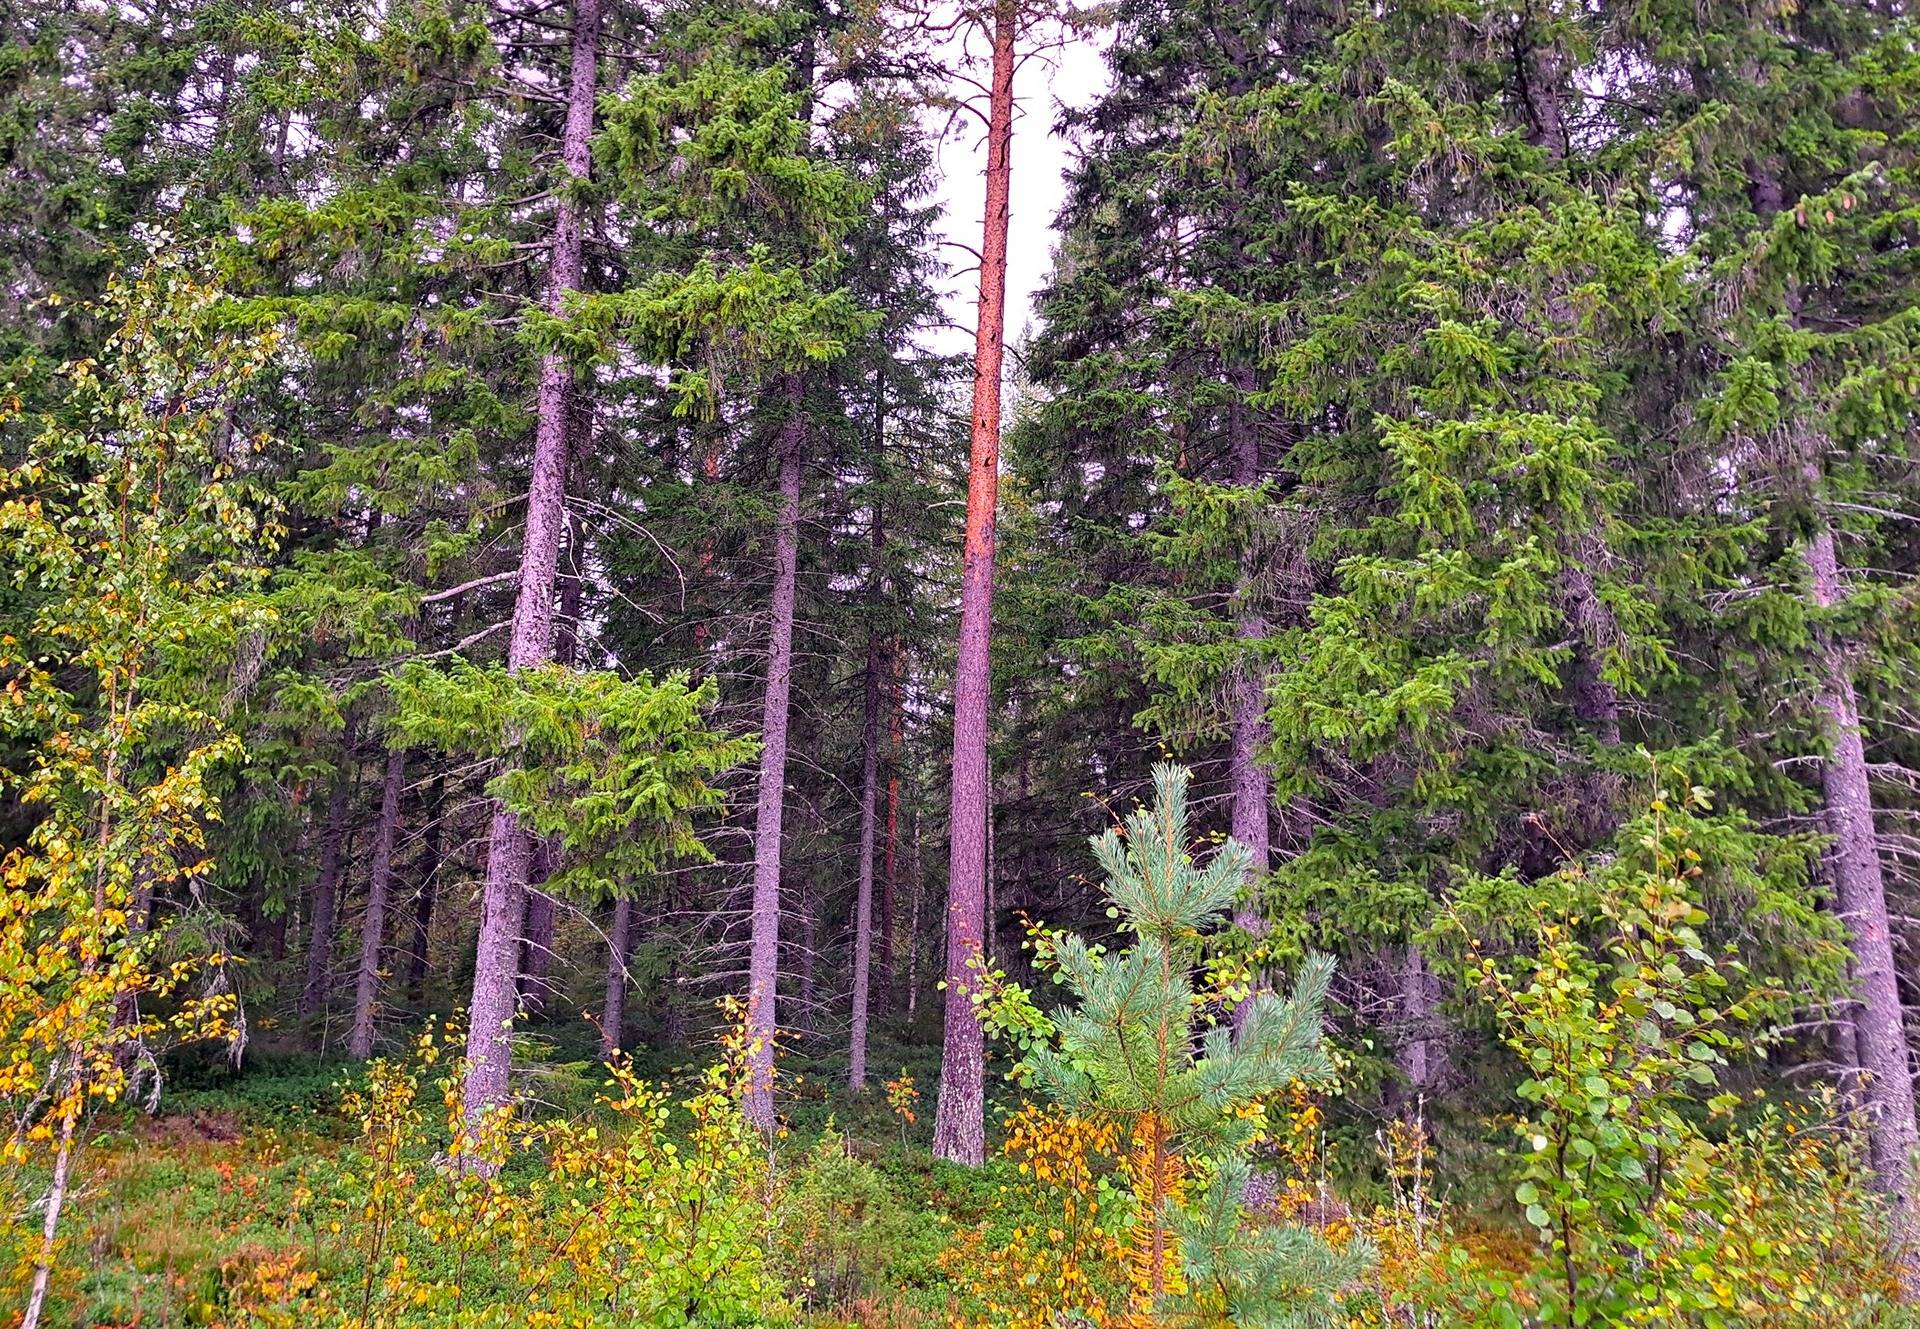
27,1014,1017,1329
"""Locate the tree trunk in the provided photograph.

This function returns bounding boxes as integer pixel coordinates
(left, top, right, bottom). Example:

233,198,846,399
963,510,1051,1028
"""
1560,538,1622,746
850,625,883,1088
933,0,1016,1168
407,775,444,1001
348,747,406,1059
880,636,902,1007
522,456,587,1023
1395,943,1444,1110
796,873,819,1040
907,796,924,1022
600,895,633,1059
300,711,358,1028
463,0,601,1131
18,1105,77,1329
519,884,558,1020
1808,516,1920,1252
743,383,806,1130
1226,377,1270,924
1750,165,1919,1261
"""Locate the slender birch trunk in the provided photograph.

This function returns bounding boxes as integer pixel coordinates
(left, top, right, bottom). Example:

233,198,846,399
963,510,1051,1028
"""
462,0,601,1129
933,0,1017,1167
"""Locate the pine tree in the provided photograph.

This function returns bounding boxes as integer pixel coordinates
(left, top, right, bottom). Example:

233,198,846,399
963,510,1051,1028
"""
1026,764,1369,1325
933,0,1021,1167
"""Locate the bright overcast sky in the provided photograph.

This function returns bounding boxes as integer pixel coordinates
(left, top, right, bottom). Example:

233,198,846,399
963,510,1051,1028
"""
924,25,1113,356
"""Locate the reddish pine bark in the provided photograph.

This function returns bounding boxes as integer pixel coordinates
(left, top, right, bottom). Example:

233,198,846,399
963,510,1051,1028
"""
743,384,806,1130
347,747,406,1059
933,0,1016,1166
300,711,358,1027
463,0,601,1130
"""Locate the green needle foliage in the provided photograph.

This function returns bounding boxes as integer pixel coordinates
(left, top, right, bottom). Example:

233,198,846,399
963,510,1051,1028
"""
1025,764,1371,1327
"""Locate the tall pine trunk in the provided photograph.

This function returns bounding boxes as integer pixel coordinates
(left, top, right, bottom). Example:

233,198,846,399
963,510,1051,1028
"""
300,710,358,1028
347,747,405,1059
462,0,600,1130
932,0,1016,1167
743,384,806,1129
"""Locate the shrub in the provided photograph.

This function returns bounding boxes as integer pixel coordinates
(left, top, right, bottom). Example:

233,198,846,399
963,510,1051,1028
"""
777,1127,928,1312
1358,778,1911,1328
967,764,1372,1327
274,1010,786,1328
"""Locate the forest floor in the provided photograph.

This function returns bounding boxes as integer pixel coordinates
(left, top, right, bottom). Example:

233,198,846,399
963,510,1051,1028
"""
56,1022,1005,1328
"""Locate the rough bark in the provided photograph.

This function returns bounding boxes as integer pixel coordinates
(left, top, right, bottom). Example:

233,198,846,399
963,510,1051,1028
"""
906,800,923,1022
743,383,806,1130
850,621,883,1089
933,0,1016,1168
1395,943,1445,1108
300,711,358,1027
407,775,444,1000
522,461,587,1023
1226,377,1271,918
1808,517,1920,1242
1561,538,1623,745
348,747,406,1059
600,895,633,1059
796,873,819,1040
463,0,601,1130
519,882,558,1020
1750,166,1918,1253
880,636,903,1005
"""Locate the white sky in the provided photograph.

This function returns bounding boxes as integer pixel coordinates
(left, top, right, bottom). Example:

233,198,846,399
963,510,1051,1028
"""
923,25,1113,356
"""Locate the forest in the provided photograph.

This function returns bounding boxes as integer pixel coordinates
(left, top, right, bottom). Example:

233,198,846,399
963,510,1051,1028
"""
4,0,1920,1324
